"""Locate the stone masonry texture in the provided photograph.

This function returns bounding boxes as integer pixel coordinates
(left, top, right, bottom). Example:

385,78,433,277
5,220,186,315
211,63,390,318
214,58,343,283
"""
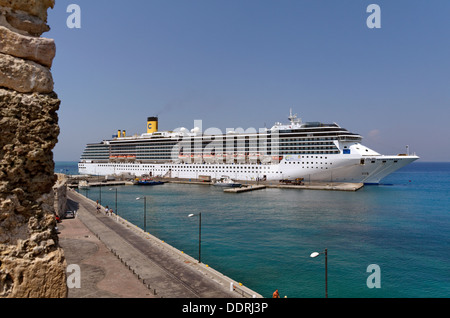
0,0,67,298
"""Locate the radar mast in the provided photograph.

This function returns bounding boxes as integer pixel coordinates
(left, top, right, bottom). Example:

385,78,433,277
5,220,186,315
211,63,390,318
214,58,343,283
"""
288,108,302,126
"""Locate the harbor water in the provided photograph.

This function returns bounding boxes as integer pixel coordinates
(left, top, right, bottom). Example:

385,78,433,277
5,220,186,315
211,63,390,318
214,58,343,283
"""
57,161,450,298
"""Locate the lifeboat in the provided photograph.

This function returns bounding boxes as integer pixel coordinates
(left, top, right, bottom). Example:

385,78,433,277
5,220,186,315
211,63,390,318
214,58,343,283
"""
236,153,246,163
203,154,215,163
193,154,203,163
249,153,260,163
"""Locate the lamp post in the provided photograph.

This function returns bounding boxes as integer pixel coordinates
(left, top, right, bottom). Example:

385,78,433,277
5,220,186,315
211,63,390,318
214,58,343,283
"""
188,213,202,263
310,248,328,298
109,188,118,217
99,183,102,206
136,196,147,232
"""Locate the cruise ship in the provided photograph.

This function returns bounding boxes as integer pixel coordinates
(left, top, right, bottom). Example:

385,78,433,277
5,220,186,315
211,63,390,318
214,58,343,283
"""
78,111,419,184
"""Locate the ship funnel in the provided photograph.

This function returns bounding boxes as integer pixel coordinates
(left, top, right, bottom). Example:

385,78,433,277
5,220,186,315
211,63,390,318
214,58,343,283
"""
117,130,121,138
147,116,158,134
122,130,126,137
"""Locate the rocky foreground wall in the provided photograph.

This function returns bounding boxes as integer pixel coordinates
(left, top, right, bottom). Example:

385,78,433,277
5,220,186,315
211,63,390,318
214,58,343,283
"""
53,173,67,218
0,0,67,297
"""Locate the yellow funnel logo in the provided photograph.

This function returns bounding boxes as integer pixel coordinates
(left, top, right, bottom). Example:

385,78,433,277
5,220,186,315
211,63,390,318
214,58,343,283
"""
147,117,158,134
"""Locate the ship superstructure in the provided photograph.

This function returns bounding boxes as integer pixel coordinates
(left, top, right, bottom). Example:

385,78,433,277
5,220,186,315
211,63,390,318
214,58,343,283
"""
78,111,419,184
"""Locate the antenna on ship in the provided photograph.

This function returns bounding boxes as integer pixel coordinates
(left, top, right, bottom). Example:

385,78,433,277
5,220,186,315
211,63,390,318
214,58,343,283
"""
288,108,301,125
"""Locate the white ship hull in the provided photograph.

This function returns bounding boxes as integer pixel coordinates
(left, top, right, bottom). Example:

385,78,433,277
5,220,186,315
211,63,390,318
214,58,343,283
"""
78,154,418,184
79,111,419,184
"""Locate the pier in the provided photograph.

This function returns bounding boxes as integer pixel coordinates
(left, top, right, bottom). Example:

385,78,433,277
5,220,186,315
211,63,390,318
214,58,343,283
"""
62,189,262,298
271,182,364,192
164,178,364,192
69,181,134,188
66,175,134,188
67,174,364,192
223,185,267,193
222,182,363,193
159,177,364,192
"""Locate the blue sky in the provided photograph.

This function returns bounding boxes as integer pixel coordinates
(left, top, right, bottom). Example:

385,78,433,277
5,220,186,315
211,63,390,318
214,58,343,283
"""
47,0,450,161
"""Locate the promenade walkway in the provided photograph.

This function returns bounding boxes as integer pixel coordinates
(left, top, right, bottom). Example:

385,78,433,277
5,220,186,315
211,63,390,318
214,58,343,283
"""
58,208,154,298
60,189,261,298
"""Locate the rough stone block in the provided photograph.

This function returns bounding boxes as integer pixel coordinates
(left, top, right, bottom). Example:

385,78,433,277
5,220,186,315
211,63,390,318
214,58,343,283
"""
0,52,53,93
0,0,55,22
3,8,50,36
0,26,55,67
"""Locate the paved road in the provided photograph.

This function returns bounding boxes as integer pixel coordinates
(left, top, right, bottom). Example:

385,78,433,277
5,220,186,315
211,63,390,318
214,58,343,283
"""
59,213,154,298
64,189,259,298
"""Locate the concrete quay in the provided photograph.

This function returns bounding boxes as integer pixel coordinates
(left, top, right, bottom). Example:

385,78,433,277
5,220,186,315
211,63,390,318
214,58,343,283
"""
61,189,262,298
223,185,267,193
221,182,362,193
67,174,363,192
268,182,364,192
164,178,364,192
67,180,134,188
58,208,154,298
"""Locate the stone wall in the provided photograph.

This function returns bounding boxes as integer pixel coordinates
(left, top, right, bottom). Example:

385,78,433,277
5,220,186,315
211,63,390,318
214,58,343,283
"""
0,0,67,298
53,174,67,218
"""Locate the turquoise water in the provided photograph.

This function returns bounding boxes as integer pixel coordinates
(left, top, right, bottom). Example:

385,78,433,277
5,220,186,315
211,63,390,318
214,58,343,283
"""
58,161,450,298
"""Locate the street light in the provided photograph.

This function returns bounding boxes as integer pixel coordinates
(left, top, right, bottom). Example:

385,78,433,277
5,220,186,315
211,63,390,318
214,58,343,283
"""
188,213,202,263
310,248,328,298
109,188,118,217
99,182,102,206
136,196,147,232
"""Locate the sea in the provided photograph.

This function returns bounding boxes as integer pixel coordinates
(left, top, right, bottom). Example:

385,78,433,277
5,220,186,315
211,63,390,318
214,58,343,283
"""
55,161,450,298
